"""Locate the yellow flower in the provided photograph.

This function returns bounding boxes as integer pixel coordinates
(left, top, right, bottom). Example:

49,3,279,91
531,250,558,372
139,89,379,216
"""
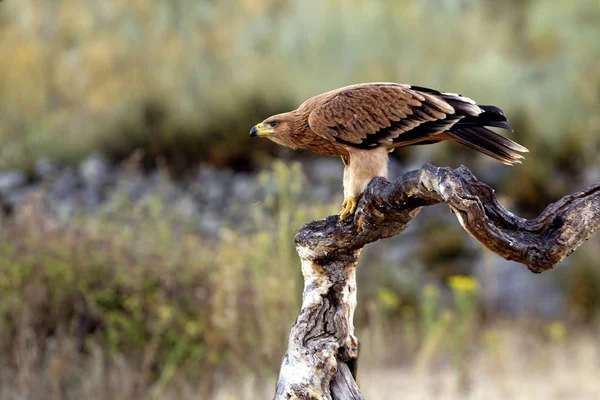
184,321,202,337
448,275,480,294
158,305,173,323
545,321,567,341
377,287,401,309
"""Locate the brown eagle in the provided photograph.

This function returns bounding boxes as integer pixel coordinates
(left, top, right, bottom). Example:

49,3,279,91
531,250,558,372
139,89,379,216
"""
250,82,527,220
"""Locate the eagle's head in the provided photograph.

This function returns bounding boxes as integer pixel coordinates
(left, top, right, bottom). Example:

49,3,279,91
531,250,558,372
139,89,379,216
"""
249,112,298,148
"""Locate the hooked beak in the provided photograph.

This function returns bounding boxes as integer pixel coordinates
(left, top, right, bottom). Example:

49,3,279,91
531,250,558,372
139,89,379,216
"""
249,123,274,137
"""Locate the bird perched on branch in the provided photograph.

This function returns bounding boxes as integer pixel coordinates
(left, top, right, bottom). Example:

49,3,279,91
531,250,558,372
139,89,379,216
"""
250,83,527,220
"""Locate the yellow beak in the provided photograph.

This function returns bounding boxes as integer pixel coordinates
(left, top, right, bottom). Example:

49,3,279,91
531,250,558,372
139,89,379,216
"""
249,123,274,137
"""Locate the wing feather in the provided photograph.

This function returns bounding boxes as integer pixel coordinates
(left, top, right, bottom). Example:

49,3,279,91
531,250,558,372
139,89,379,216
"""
308,84,449,147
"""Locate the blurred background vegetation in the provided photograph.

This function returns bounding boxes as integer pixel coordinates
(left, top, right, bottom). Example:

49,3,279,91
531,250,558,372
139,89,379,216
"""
1,0,600,399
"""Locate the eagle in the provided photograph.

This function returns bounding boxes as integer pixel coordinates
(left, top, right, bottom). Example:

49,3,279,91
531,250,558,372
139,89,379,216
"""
250,82,528,220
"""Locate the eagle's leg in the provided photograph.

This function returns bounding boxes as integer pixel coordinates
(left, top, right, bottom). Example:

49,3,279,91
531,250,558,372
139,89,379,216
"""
339,148,389,221
339,195,359,221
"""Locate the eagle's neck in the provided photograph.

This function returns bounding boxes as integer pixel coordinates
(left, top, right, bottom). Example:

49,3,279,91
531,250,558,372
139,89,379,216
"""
268,110,311,150
269,107,345,156
291,109,312,143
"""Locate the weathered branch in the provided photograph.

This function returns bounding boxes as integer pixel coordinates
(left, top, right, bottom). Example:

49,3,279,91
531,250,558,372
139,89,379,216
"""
275,164,600,399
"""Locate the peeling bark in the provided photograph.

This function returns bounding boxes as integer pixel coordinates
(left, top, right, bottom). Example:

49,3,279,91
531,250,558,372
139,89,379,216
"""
274,164,600,399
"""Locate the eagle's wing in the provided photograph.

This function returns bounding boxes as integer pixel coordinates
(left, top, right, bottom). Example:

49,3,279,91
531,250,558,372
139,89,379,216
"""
308,83,526,163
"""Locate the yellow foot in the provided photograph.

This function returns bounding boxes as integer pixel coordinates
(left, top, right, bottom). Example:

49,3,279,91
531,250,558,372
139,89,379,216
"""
339,195,359,221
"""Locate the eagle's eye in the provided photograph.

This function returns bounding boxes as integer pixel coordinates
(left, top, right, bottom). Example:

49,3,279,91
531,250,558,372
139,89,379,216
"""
270,121,279,128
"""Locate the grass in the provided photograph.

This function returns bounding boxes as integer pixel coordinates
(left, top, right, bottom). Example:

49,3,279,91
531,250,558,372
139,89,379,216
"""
0,161,328,398
5,318,598,399
359,324,600,400
2,237,596,400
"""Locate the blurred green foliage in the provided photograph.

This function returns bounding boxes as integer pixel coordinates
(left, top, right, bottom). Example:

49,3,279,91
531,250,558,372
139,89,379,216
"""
388,277,480,389
0,161,329,395
0,0,599,173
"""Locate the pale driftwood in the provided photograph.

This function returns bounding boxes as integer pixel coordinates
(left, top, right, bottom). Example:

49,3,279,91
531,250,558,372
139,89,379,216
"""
274,164,600,400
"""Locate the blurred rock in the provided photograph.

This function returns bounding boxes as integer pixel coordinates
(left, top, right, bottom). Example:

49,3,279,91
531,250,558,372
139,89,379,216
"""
474,257,565,319
3,185,36,203
51,168,79,200
81,186,102,209
304,158,343,202
80,154,110,189
198,212,222,236
173,196,199,220
120,177,151,203
230,173,257,201
475,162,514,187
306,158,343,186
34,158,60,180
0,171,26,193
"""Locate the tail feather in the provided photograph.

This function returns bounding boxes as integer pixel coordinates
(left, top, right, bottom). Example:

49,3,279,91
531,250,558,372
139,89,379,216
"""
449,127,525,164
447,105,528,165
409,87,528,164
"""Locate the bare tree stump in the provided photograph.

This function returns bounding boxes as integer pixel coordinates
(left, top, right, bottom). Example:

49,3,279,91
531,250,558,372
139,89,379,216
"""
274,164,600,400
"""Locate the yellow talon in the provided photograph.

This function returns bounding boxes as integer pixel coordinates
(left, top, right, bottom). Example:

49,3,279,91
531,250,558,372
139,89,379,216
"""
339,195,358,221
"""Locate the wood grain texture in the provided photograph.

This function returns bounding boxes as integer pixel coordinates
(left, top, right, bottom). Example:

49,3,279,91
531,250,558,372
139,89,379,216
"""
274,164,600,399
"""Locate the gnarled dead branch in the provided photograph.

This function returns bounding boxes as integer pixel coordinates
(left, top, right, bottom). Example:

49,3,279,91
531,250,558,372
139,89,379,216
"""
274,164,600,400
